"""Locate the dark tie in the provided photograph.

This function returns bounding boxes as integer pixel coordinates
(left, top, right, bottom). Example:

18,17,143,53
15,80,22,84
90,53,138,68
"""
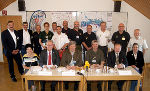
116,53,119,65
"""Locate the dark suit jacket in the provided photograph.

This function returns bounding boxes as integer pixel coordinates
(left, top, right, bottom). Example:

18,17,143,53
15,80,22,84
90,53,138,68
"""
18,29,33,45
39,49,60,66
127,50,144,73
1,29,22,56
107,51,128,68
60,49,83,67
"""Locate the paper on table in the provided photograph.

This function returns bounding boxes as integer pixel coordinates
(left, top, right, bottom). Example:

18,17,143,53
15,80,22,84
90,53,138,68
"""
62,70,75,76
38,71,52,75
118,70,132,75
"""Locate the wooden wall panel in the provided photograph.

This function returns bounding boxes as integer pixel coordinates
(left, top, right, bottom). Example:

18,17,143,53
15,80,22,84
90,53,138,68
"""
0,16,22,63
124,0,150,19
0,0,16,11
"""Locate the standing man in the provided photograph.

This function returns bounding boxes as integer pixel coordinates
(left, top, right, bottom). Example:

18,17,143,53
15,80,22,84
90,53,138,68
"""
62,20,71,36
96,22,111,58
52,26,69,59
68,21,83,51
1,21,24,82
18,22,33,56
82,25,97,60
128,29,148,55
51,22,57,33
33,25,41,56
39,22,54,50
39,40,60,91
112,23,130,53
107,43,128,91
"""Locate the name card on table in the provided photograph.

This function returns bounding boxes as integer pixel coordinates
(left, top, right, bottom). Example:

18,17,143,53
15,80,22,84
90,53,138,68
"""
62,70,75,76
118,70,132,75
38,71,52,75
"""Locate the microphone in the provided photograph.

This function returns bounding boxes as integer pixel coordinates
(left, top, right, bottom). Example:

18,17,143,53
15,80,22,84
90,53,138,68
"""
84,61,90,72
77,72,83,75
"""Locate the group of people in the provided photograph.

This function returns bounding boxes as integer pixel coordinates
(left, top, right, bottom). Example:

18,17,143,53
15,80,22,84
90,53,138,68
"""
1,20,148,91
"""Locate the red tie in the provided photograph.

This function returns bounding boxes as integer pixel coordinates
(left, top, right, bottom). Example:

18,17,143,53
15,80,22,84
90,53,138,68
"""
48,52,51,65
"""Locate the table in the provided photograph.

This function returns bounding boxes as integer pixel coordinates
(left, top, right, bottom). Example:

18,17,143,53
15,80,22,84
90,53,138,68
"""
23,66,141,91
23,68,84,91
83,66,141,91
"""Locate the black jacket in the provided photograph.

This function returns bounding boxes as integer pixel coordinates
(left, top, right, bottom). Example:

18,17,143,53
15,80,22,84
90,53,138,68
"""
18,29,33,45
39,49,60,67
127,50,144,73
107,51,128,68
1,29,22,56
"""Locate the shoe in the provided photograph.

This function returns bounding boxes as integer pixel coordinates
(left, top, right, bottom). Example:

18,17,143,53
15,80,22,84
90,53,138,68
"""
65,84,69,90
11,77,17,82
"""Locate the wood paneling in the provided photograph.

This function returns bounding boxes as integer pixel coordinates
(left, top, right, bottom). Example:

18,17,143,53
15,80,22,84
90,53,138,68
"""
0,0,16,11
124,0,150,19
0,16,22,63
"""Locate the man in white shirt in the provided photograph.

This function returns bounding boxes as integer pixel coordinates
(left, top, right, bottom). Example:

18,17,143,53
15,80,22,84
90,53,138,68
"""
52,26,69,59
128,29,148,55
96,22,111,58
18,22,33,56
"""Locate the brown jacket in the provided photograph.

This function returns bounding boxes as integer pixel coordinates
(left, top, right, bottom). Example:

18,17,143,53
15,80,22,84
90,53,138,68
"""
60,49,83,67
85,48,105,65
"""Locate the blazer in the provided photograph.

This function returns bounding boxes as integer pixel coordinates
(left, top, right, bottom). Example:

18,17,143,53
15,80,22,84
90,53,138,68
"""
1,29,22,56
18,29,33,45
60,49,83,67
85,48,105,65
39,49,60,66
107,51,128,68
127,50,144,73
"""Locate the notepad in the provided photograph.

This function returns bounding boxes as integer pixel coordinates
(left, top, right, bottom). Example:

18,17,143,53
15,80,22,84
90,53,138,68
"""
118,70,132,75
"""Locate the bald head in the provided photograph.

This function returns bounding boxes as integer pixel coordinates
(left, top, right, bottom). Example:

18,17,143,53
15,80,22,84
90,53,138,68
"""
63,20,68,28
118,23,125,32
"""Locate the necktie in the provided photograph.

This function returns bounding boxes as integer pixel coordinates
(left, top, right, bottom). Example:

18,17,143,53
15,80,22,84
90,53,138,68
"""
48,52,51,65
116,53,119,65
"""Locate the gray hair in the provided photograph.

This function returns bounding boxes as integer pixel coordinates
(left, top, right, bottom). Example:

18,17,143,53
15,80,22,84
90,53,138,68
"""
68,41,76,47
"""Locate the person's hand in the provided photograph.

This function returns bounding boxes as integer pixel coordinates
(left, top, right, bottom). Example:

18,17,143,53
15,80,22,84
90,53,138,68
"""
50,65,56,69
66,66,71,70
117,64,124,69
131,65,136,68
87,47,92,51
42,46,47,49
12,50,19,55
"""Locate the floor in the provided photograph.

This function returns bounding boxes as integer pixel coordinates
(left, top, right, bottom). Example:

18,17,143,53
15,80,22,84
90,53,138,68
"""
0,63,150,91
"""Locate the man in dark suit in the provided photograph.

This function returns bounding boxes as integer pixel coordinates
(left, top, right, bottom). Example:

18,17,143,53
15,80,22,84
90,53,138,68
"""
39,40,60,91
18,22,33,56
107,43,128,91
1,21,24,82
127,43,144,91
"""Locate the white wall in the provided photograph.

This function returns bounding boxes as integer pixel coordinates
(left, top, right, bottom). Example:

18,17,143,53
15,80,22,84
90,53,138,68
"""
121,1,150,62
0,0,150,62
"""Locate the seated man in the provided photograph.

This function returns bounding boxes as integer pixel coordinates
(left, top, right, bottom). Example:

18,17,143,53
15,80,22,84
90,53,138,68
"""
85,40,105,91
127,43,144,91
23,44,39,91
39,40,60,91
60,41,83,91
107,43,128,91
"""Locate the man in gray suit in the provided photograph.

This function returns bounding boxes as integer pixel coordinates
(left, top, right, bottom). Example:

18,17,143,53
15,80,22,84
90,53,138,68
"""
39,40,60,91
